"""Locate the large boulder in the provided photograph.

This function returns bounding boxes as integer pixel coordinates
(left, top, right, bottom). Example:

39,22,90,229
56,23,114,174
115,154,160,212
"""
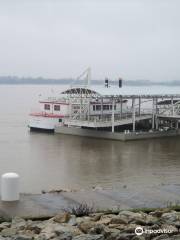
55,232,73,240
161,211,178,223
97,214,116,225
110,216,128,225
169,235,180,240
89,213,104,222
145,215,158,226
14,235,33,240
53,213,71,224
1,228,17,237
26,220,45,234
73,234,104,240
152,234,169,240
68,215,77,226
89,224,112,238
119,211,146,224
11,217,26,230
54,225,82,237
78,221,96,234
0,222,11,231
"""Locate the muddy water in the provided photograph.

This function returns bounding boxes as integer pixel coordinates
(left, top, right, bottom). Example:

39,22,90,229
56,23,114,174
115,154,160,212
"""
0,85,180,193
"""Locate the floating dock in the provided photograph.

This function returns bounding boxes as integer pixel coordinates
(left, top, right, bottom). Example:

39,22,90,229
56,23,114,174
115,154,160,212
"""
55,93,180,141
55,126,180,141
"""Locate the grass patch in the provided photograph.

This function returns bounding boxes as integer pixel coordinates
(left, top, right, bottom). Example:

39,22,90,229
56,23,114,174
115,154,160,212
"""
63,202,95,217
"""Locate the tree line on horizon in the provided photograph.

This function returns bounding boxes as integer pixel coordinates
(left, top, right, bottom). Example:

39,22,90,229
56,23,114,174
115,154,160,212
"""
0,76,179,86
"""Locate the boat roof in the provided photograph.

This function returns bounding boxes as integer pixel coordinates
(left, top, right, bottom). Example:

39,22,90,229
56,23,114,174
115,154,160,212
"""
89,85,180,98
157,99,180,105
62,85,180,97
40,85,180,101
61,87,100,95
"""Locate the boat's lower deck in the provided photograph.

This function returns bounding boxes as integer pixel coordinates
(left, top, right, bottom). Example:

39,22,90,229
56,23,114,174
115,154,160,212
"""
29,115,62,130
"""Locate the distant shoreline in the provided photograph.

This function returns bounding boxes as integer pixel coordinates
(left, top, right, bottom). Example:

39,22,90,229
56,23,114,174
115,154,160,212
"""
0,78,180,86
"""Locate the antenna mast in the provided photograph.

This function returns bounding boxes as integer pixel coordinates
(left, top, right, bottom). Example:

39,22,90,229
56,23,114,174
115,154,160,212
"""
87,67,91,87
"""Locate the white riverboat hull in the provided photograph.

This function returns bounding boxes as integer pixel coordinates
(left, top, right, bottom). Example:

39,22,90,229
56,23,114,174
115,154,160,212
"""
29,115,60,131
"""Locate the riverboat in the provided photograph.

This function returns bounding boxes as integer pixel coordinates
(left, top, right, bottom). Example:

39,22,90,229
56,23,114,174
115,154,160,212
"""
29,88,128,131
29,69,128,131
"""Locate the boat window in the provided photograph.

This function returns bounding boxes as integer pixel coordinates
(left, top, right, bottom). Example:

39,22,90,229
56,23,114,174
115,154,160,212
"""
54,105,60,111
103,105,109,110
59,119,62,122
110,105,116,110
96,105,101,111
44,104,50,110
73,105,80,110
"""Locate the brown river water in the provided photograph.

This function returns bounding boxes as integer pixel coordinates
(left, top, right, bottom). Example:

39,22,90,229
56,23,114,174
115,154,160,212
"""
0,85,180,193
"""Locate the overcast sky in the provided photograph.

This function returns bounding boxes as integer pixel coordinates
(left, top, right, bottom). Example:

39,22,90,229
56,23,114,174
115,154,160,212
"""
0,0,179,81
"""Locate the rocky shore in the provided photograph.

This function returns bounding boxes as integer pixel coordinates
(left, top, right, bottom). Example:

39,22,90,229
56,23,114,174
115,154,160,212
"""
0,208,180,240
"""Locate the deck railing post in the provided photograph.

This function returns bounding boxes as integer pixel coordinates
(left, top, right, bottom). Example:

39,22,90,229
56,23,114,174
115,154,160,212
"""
176,120,179,129
88,99,90,122
112,97,115,133
70,101,72,121
152,97,155,129
171,96,174,115
156,116,159,130
120,96,123,119
138,97,141,116
101,97,103,121
132,97,136,132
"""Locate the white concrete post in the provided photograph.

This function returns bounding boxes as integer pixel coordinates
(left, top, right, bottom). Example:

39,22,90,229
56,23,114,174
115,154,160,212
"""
1,173,20,201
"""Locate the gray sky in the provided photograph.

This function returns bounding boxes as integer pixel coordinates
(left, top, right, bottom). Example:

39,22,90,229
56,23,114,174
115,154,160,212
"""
0,0,179,81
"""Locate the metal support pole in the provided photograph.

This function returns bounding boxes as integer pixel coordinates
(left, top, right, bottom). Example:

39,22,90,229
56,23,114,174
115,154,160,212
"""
88,99,90,121
120,96,123,119
112,97,115,133
155,97,158,114
155,116,159,130
171,96,174,115
132,98,136,132
80,94,82,120
101,97,103,120
155,97,158,129
70,102,72,121
152,98,155,129
138,97,141,116
176,120,179,130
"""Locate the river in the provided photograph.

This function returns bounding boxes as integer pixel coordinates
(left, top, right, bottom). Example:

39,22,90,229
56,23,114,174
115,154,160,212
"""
0,84,180,193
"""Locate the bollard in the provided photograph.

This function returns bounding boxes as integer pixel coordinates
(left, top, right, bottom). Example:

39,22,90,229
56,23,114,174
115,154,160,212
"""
1,173,20,201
